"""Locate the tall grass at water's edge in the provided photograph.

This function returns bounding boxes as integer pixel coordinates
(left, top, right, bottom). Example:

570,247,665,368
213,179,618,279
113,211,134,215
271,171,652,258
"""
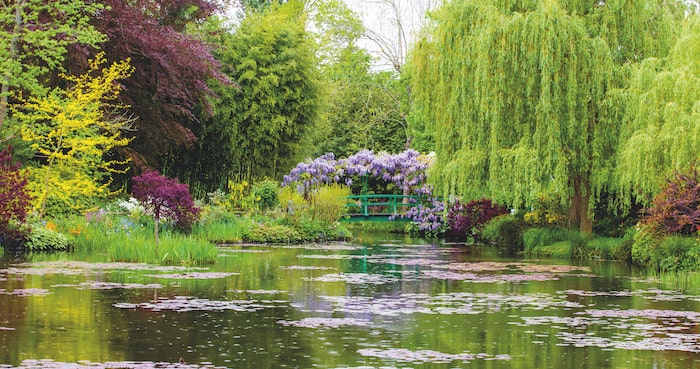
107,232,218,265
192,221,247,243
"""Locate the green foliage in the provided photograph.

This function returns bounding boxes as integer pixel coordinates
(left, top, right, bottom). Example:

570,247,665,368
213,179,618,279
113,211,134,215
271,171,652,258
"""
610,17,700,207
310,184,350,225
407,0,684,232
522,192,569,227
526,240,571,259
523,227,571,255
309,0,409,157
227,180,257,213
213,1,321,182
25,225,69,251
0,0,106,129
252,180,279,211
192,221,246,244
482,215,524,251
631,226,658,266
243,223,302,244
108,233,217,265
631,225,700,272
279,185,308,220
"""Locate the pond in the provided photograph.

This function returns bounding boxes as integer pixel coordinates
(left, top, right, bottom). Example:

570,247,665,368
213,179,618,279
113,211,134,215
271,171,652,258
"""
1,231,699,369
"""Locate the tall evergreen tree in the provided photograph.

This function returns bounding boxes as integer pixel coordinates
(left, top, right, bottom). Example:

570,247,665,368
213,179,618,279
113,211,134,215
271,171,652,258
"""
408,0,684,233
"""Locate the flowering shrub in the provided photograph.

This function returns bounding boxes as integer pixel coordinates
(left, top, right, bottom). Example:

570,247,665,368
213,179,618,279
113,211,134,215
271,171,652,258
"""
522,192,567,227
0,146,31,243
642,167,700,236
446,199,509,241
132,171,200,237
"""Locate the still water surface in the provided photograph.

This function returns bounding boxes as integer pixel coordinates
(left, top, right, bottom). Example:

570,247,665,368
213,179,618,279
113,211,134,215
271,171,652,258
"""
1,232,700,369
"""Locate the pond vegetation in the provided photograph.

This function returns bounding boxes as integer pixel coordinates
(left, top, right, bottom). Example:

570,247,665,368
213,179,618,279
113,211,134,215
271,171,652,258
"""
2,232,700,368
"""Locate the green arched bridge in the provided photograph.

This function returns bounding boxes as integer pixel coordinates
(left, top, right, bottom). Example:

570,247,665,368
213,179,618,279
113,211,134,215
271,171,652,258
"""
343,194,421,222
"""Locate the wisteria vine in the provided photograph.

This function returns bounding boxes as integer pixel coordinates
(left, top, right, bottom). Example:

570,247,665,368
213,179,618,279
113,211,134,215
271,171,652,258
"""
283,150,445,233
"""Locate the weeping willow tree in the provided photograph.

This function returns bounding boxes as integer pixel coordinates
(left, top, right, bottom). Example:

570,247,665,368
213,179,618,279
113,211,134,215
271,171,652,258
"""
609,15,700,208
408,0,684,233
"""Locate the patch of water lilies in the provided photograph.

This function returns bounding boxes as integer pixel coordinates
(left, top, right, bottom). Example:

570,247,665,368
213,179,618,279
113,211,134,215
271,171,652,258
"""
357,348,511,364
0,359,226,369
217,248,270,253
420,269,564,283
308,273,403,285
321,292,583,317
273,243,363,251
0,288,50,296
297,254,376,260
560,288,700,302
518,308,700,353
279,265,336,270
51,281,163,290
277,317,372,328
1,261,209,277
144,272,239,279
113,296,287,312
369,257,448,267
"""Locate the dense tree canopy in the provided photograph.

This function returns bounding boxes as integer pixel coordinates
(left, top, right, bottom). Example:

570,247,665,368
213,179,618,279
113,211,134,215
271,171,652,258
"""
86,0,226,171
212,1,320,182
408,0,685,233
610,16,700,207
0,0,105,131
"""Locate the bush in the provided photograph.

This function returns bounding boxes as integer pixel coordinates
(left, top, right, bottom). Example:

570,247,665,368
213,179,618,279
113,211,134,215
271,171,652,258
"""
656,236,700,272
569,232,594,259
132,171,200,235
0,146,31,242
243,223,302,244
631,226,658,266
446,198,509,241
522,226,570,254
279,185,310,223
311,184,350,225
522,192,568,227
252,180,279,211
482,214,524,251
642,167,700,236
25,226,69,251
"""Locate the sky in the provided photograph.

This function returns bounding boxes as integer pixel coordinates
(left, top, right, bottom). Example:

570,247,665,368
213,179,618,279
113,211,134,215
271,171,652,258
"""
342,0,439,72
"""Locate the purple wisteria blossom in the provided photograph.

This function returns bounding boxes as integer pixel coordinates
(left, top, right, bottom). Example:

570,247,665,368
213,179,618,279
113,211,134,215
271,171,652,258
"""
283,150,444,234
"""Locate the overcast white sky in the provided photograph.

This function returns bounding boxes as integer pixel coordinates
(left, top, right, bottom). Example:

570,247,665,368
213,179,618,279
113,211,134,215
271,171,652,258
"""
342,0,439,71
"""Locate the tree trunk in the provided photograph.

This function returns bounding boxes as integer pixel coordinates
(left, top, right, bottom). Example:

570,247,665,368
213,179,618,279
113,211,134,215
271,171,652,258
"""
568,178,593,234
154,218,159,259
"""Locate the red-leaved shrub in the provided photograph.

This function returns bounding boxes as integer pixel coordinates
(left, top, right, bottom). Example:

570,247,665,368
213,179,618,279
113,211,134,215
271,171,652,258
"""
446,198,509,241
132,171,200,235
642,167,700,236
0,146,31,243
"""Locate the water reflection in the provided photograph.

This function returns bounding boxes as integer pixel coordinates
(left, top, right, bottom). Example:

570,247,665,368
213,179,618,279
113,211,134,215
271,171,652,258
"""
1,233,700,368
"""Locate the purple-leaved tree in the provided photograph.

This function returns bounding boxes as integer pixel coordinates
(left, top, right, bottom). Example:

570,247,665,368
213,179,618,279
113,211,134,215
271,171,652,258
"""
132,171,199,253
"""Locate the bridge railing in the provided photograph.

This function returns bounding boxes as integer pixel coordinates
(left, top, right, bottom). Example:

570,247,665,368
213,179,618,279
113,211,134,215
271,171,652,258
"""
345,194,421,220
